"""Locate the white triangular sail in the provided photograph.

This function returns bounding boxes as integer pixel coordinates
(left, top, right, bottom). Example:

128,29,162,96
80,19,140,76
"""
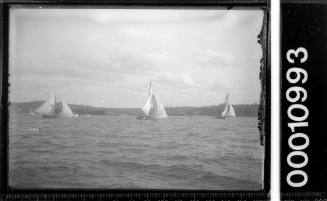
141,81,168,119
221,93,236,118
227,104,236,117
142,82,153,116
221,93,230,117
29,110,35,115
142,95,152,116
34,92,56,116
58,100,74,118
151,94,168,119
148,81,153,97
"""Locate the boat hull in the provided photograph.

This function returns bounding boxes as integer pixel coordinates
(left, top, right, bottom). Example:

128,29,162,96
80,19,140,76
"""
136,115,152,120
215,116,236,119
41,114,57,118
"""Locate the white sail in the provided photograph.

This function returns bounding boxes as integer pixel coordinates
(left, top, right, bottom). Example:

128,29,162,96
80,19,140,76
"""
142,95,152,116
58,100,74,118
227,104,236,117
221,93,236,118
29,110,35,116
221,93,230,117
142,82,153,116
34,92,56,116
140,81,168,119
148,81,153,97
221,106,228,118
225,104,236,117
151,94,168,119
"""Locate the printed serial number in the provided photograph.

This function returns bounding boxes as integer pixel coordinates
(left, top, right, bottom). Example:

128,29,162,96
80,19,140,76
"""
285,47,309,188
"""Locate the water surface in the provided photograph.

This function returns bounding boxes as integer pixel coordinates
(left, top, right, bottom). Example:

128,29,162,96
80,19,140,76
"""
9,114,263,190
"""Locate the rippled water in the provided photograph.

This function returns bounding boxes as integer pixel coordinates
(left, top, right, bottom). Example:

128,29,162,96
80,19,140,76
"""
9,114,263,190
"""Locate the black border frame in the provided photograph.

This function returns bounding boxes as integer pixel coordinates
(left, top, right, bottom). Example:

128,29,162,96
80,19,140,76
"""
0,1,270,200
280,0,327,199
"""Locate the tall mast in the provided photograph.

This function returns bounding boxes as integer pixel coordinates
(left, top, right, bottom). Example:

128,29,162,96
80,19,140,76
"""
149,81,152,97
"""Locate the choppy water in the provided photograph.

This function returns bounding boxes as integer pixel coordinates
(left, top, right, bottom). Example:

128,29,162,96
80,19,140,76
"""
9,114,263,190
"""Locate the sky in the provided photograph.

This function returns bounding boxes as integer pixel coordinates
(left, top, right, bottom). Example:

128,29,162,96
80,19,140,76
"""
9,8,264,108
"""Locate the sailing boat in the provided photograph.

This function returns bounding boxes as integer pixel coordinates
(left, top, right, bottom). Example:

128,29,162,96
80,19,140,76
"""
28,110,35,116
137,81,168,120
34,92,75,118
220,93,236,119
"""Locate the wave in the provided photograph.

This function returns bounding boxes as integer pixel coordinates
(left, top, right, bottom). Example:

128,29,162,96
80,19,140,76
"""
9,115,263,189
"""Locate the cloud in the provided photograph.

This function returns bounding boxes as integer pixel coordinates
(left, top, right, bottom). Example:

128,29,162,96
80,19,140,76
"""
92,52,160,76
89,9,229,25
9,8,263,107
195,49,235,67
217,10,263,28
181,74,195,86
210,81,230,92
12,9,230,26
154,73,196,88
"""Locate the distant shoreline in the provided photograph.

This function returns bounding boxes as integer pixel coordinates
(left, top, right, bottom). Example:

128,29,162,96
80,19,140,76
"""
10,101,259,117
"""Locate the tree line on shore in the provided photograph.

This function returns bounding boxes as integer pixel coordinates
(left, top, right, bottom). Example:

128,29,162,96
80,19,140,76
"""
10,101,259,117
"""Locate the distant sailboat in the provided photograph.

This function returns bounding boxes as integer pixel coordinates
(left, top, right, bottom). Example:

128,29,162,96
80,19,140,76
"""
34,92,75,118
137,82,168,120
220,93,236,119
29,110,35,116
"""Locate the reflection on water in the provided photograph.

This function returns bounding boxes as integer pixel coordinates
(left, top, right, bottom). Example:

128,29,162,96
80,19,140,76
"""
9,114,263,190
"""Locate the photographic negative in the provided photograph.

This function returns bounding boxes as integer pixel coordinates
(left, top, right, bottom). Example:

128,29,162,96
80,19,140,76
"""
5,5,269,192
